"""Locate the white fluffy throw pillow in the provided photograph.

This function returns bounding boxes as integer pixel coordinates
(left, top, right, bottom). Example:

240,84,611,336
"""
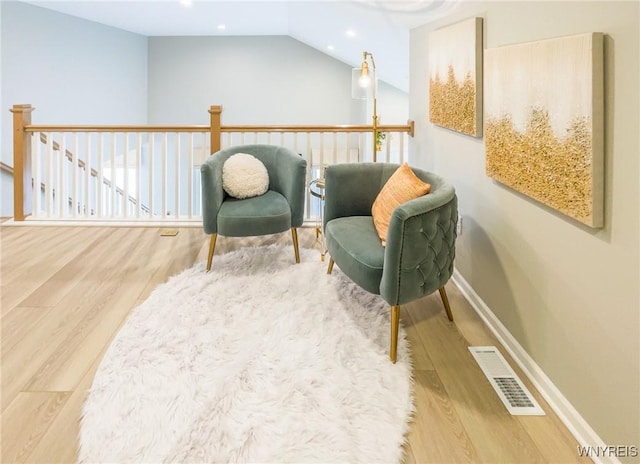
222,153,269,199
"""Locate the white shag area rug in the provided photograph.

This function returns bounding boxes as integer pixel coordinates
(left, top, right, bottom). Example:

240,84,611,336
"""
79,245,413,463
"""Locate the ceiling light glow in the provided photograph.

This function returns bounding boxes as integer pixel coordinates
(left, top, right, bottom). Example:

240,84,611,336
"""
345,29,356,38
179,0,192,6
327,45,335,51
217,24,226,31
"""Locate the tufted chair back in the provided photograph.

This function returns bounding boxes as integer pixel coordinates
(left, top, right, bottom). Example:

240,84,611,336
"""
379,167,457,306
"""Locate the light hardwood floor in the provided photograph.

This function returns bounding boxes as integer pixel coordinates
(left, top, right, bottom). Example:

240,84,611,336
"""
0,225,589,463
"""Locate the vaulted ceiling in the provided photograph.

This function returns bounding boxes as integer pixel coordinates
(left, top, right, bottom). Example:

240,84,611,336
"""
21,0,461,91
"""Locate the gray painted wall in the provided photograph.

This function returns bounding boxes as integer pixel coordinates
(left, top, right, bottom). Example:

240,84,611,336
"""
410,1,639,457
148,35,381,126
0,1,148,216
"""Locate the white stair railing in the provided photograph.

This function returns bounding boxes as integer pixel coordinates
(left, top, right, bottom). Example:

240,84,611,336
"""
29,130,209,221
11,105,414,224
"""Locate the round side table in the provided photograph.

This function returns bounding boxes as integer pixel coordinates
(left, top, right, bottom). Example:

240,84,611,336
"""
309,178,327,261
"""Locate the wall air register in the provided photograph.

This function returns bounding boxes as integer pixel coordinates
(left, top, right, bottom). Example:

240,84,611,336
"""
469,346,545,415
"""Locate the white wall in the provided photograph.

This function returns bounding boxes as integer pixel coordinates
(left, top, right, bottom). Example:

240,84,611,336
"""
0,2,6,214
410,1,639,458
148,35,358,125
147,35,407,126
377,80,409,126
0,1,148,216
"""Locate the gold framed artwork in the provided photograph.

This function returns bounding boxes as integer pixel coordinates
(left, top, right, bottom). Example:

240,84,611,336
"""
485,33,604,228
429,17,483,137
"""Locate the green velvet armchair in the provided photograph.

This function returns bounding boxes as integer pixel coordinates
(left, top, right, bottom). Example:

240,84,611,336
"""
201,144,307,270
323,163,458,363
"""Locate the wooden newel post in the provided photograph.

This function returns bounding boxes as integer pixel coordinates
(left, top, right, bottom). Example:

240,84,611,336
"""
209,105,222,155
10,104,34,221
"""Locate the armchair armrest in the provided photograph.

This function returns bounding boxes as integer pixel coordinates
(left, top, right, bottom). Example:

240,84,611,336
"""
380,183,458,306
269,147,307,228
200,155,226,234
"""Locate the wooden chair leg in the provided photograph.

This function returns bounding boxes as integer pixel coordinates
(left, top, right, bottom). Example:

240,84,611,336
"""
206,234,217,272
390,305,400,363
326,257,334,274
291,228,300,263
439,286,454,322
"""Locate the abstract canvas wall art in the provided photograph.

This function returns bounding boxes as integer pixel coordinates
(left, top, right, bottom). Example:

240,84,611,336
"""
485,33,604,227
429,17,483,137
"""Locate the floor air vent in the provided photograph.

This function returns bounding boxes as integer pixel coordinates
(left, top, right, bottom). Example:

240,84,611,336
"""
469,346,545,415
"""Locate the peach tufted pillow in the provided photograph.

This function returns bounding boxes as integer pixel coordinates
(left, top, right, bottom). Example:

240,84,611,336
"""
371,163,431,246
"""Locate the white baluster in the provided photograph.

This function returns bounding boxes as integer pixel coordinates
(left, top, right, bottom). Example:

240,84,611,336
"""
319,133,325,174
149,133,154,219
200,132,207,217
174,133,180,219
96,133,103,218
57,132,65,217
305,133,312,221
331,132,337,165
162,133,167,218
32,132,41,217
187,132,193,219
123,133,129,218
85,133,91,218
384,132,391,163
45,132,53,218
111,132,118,218
72,133,78,218
136,132,142,219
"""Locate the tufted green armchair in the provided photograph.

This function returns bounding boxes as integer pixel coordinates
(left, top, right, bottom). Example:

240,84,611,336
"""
323,163,458,363
201,144,307,271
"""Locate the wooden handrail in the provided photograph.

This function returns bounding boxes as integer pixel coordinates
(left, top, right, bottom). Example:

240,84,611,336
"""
24,122,413,135
26,125,210,133
221,123,413,133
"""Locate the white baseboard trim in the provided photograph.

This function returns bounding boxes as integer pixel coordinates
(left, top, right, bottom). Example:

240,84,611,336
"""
451,268,620,464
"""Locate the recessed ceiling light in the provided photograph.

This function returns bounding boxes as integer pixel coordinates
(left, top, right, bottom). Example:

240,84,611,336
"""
327,45,335,51
179,0,192,6
345,29,356,38
217,24,226,31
